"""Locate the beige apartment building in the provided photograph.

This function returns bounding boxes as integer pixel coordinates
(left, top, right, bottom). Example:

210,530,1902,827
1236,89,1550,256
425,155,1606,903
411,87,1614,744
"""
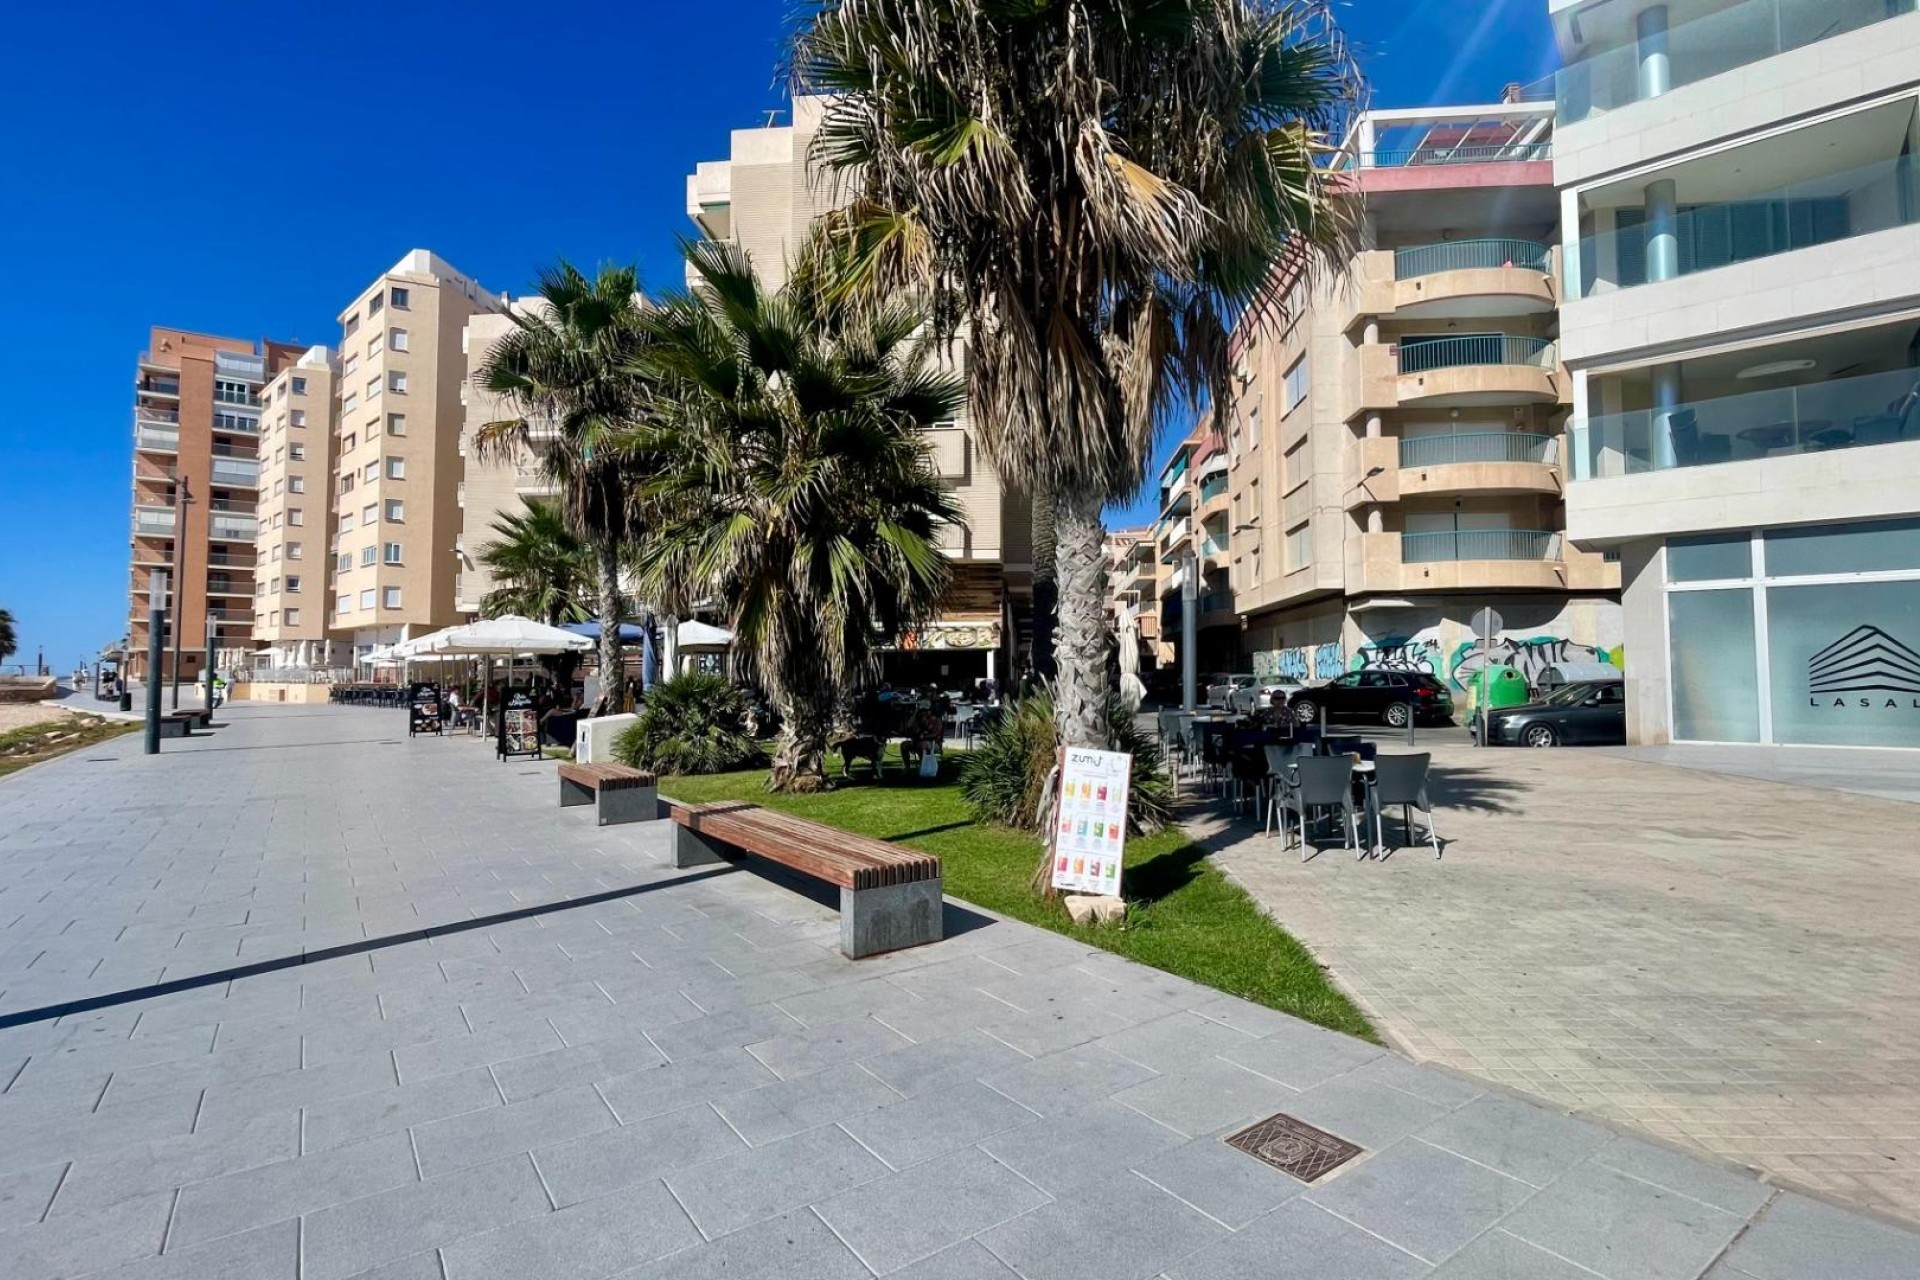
127,328,301,683
689,97,1033,689
250,347,339,672
1105,526,1166,670
1151,97,1620,701
327,251,500,660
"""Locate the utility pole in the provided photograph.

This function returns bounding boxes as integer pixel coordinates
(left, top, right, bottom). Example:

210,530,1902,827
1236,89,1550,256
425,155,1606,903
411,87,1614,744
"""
203,613,218,711
1180,547,1198,714
144,570,168,755
169,477,193,709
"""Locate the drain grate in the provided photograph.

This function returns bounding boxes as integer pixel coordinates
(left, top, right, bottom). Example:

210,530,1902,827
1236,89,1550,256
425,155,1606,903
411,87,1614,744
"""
1226,1113,1363,1183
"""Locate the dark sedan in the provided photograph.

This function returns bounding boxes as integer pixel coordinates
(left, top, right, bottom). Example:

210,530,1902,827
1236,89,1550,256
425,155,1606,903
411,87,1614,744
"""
1288,670,1455,728
1473,680,1626,747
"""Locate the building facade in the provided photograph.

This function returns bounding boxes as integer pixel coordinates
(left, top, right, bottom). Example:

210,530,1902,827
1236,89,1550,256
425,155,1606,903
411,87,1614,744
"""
1151,98,1622,701
454,305,561,619
327,251,500,660
1104,526,1164,672
688,98,1034,690
251,347,340,672
1554,0,1920,748
127,328,301,682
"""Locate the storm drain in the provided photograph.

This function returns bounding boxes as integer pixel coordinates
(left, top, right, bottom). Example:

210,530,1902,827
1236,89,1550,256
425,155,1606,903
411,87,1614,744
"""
1225,1113,1364,1183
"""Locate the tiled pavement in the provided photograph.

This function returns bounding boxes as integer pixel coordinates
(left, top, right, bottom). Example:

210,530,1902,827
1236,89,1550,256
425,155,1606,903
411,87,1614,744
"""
1,706,1916,1278
1200,739,1920,1224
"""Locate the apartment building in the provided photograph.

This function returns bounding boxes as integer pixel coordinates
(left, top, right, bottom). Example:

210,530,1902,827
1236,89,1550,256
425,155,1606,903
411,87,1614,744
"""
250,348,339,671
453,305,561,617
327,251,501,659
127,328,301,683
1104,526,1165,671
1151,97,1622,701
688,98,1033,689
1554,0,1920,749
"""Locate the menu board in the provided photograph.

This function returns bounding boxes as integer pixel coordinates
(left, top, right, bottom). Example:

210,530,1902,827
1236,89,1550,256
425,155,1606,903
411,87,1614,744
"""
1050,747,1131,897
497,689,540,760
407,682,443,737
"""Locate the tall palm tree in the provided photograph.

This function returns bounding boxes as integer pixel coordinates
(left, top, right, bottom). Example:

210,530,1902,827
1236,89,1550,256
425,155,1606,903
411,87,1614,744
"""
0,608,16,668
472,263,649,714
794,0,1360,746
476,498,594,626
630,237,962,792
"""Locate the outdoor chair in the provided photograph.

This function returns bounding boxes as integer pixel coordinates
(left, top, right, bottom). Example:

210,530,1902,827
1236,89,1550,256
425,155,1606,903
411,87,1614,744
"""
1228,747,1269,817
1324,735,1376,762
1157,710,1188,768
1198,722,1232,794
1669,410,1731,466
1274,756,1360,859
1371,752,1441,858
1262,743,1308,835
951,703,980,749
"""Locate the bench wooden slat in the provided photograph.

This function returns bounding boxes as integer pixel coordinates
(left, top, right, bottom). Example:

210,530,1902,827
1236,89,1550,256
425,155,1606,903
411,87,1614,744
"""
665,799,939,891
558,762,657,791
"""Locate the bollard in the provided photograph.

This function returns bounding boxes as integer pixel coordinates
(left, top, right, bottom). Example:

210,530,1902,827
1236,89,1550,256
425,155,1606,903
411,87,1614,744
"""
1407,713,1415,748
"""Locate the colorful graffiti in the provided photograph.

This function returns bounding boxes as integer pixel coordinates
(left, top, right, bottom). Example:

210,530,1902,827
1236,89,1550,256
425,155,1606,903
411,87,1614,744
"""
1350,639,1440,676
1253,643,1344,682
1353,634,1622,693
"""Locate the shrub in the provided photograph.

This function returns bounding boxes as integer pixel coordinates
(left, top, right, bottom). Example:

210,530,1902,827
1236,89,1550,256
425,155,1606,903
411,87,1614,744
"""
612,672,764,776
961,689,1172,835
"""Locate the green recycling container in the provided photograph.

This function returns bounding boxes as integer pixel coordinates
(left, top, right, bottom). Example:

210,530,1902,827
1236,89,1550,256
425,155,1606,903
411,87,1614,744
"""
1476,666,1532,711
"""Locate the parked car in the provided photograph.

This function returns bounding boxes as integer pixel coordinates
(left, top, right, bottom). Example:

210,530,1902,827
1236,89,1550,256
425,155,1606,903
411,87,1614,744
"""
1288,670,1454,728
1472,680,1625,747
1204,673,1253,710
1229,679,1304,714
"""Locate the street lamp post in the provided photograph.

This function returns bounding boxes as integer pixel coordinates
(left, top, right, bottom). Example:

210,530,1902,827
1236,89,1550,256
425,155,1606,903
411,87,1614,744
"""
144,570,168,756
169,478,193,710
1180,547,1198,715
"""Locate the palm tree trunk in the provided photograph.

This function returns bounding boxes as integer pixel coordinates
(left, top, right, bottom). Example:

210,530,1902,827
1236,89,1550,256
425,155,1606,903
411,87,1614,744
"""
1053,486,1112,749
1029,482,1057,679
593,542,622,716
769,697,832,792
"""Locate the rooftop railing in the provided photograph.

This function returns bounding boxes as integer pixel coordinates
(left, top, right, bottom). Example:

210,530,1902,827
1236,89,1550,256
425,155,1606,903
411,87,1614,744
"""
1360,141,1551,168
1402,529,1557,562
1394,238,1550,280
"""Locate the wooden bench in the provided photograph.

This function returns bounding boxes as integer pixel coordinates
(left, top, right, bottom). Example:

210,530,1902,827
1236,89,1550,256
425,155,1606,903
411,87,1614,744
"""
557,761,659,825
158,711,198,739
665,800,943,958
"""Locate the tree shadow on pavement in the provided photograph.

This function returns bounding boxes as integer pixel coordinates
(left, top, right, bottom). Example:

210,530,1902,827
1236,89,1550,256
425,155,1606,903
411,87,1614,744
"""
1427,765,1528,815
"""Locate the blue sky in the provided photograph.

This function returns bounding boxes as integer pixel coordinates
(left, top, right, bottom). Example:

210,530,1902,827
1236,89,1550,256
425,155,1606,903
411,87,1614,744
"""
0,0,1556,671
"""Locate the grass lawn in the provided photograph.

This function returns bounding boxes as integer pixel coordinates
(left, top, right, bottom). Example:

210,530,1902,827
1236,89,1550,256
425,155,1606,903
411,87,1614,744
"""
0,714,140,779
664,758,1374,1041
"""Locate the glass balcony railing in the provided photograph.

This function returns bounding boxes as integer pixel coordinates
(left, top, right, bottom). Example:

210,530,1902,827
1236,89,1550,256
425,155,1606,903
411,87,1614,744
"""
133,508,176,536
209,514,259,541
141,379,181,397
1396,335,1555,374
1198,475,1229,502
214,386,263,408
1200,536,1229,558
1200,592,1233,614
1402,530,1557,562
134,406,179,427
211,457,260,486
1555,0,1917,127
1572,155,1918,300
1399,431,1556,467
1359,142,1552,168
1394,238,1550,280
135,427,180,453
1572,366,1920,479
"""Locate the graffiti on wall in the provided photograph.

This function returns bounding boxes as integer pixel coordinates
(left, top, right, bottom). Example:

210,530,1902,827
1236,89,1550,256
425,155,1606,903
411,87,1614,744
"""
1448,636,1619,688
1253,643,1344,682
1351,640,1441,676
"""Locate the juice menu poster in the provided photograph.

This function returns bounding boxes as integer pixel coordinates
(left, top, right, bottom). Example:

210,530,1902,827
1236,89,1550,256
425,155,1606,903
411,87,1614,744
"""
1050,747,1132,897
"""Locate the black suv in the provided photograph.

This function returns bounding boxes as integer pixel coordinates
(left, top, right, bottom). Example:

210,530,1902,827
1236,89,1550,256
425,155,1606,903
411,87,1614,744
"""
1288,670,1455,728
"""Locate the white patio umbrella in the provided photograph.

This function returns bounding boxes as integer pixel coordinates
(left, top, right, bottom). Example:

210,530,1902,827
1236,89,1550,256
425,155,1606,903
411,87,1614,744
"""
428,616,593,732
1117,609,1146,713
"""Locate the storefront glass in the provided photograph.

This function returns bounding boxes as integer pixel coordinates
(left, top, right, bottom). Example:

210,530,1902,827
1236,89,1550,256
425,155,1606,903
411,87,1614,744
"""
1669,589,1761,742
1767,580,1920,748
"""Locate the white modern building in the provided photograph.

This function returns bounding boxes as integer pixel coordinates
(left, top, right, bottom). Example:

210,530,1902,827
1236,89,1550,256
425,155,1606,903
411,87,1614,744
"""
1554,0,1920,748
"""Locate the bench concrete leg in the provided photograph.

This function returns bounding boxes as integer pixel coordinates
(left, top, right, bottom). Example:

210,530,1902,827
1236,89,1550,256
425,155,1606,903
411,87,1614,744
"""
158,720,189,739
672,823,731,869
595,785,659,827
559,777,593,809
841,876,943,959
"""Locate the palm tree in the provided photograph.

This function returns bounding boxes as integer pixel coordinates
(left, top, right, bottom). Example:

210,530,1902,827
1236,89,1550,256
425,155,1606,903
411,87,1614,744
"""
0,608,16,668
477,498,594,626
630,237,963,792
472,262,650,714
794,0,1360,746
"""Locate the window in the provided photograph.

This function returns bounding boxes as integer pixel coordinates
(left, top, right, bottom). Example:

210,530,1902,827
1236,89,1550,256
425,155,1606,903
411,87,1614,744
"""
343,354,359,376
387,413,406,436
285,608,300,625
1248,406,1261,452
362,502,378,526
270,545,281,562
340,511,354,532
390,286,409,308
273,479,284,496
388,371,407,394
274,447,285,464
276,383,288,401
271,513,283,530
360,545,377,566
366,376,382,400
288,476,305,494
269,611,279,627
367,333,384,356
1286,523,1312,571
287,508,303,526
340,474,355,495
337,593,351,614
344,313,360,338
337,552,351,572
383,542,403,565
368,291,384,316
1283,357,1310,414
342,433,356,453
288,444,305,462
388,327,409,352
341,392,357,414
213,410,256,433
382,586,402,609
384,499,404,522
363,461,380,482
270,577,281,594
287,542,302,559
385,456,405,480
359,589,375,610
290,409,306,427
291,377,307,396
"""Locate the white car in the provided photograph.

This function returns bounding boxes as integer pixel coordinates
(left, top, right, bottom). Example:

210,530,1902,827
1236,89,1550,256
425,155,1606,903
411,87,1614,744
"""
1230,680,1303,714
1205,674,1256,710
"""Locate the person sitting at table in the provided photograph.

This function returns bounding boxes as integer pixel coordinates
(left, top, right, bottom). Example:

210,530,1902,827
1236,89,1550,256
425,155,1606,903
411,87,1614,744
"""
897,702,946,775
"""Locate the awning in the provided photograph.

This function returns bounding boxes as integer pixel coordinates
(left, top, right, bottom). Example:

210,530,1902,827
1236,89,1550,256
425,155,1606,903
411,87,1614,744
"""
677,620,733,648
560,621,649,642
431,615,594,656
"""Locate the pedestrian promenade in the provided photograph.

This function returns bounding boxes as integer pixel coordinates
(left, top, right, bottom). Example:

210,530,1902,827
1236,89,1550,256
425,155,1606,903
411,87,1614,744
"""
1,705,1915,1278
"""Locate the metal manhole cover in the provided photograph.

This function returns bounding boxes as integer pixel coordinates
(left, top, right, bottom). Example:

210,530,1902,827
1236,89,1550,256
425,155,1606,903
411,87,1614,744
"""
1225,1113,1363,1182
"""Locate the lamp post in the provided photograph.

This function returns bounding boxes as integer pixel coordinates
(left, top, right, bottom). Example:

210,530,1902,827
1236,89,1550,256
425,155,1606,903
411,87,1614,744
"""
144,570,168,755
169,478,193,710
1180,547,1198,714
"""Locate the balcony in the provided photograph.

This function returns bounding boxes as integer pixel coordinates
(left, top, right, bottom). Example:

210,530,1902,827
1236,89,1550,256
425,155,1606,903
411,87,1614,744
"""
209,514,258,542
1198,591,1237,624
206,579,253,597
1157,516,1192,562
1574,365,1920,480
1571,151,1918,302
1404,529,1555,563
139,377,180,398
1553,0,1916,128
1395,335,1560,407
213,386,262,408
214,351,267,382
1390,239,1557,320
1348,529,1569,593
133,507,176,536
135,406,180,428
135,426,180,454
210,457,260,486
1395,431,1563,499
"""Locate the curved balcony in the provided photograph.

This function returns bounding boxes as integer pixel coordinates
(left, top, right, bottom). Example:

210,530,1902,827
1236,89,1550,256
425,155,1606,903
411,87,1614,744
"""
1393,239,1555,319
1397,431,1562,497
1348,529,1568,593
1396,335,1559,408
1197,473,1231,520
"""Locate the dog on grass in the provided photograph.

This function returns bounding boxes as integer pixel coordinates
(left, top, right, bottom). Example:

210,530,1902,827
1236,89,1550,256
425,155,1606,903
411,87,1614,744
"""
836,734,885,780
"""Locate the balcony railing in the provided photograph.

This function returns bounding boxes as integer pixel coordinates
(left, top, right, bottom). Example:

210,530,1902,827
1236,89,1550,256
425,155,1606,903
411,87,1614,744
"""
1399,431,1555,467
214,351,267,382
209,514,258,541
210,457,260,486
1572,365,1920,480
1554,0,1916,127
213,386,262,407
140,379,181,397
1359,142,1551,169
134,406,180,428
1571,155,1918,300
133,508,176,536
1402,529,1557,562
1394,238,1550,280
1200,536,1229,558
1396,335,1554,374
135,427,180,453
1200,592,1233,614
1198,474,1229,502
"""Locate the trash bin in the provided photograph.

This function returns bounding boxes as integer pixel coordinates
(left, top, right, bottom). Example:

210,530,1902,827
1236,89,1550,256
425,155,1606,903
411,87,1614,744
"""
1471,666,1531,713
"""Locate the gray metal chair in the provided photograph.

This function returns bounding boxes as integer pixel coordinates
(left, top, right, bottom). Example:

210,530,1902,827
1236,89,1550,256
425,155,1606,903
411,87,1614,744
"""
1262,743,1307,835
1275,756,1359,860
1371,752,1441,858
